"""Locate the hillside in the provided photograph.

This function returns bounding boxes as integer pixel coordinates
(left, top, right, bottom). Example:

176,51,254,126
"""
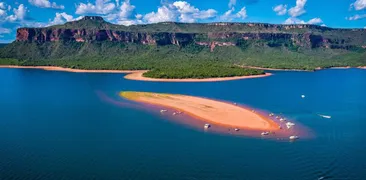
1,16,366,78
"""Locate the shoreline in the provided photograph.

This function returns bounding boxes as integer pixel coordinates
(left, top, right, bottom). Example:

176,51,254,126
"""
120,91,280,131
124,71,273,82
0,65,272,82
0,65,144,73
240,65,366,71
239,65,312,72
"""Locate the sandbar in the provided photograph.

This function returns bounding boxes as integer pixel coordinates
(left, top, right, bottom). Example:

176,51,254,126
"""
124,71,272,82
0,65,143,73
120,91,280,131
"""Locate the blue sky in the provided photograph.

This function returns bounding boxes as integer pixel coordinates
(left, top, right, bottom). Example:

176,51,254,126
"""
1,0,366,42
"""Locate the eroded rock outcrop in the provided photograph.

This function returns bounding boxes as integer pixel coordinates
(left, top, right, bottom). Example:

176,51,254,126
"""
15,16,366,50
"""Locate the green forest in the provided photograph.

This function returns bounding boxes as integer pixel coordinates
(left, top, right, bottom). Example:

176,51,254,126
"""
1,40,366,78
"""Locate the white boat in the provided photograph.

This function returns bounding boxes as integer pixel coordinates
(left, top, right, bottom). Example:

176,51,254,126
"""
286,122,295,129
172,112,177,116
204,124,211,129
319,114,331,119
301,95,305,98
280,118,287,122
289,135,299,140
269,113,274,117
234,128,240,131
261,132,269,136
160,109,168,113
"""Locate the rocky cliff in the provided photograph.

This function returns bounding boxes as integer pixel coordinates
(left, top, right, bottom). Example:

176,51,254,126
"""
14,16,366,50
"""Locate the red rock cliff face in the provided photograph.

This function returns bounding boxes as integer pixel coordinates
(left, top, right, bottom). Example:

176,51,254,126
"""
16,27,344,49
16,28,197,46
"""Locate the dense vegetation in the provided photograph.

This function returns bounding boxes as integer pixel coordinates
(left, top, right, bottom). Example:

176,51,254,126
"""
144,65,264,79
0,42,268,78
1,41,365,71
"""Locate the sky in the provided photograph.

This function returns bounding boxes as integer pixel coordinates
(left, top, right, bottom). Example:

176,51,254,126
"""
1,0,366,43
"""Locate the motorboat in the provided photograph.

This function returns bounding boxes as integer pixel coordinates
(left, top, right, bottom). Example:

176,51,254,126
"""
319,114,331,119
204,124,211,129
261,132,269,136
289,136,299,140
160,109,168,113
286,122,295,129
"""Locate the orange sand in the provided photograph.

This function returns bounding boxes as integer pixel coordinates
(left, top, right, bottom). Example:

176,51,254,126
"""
120,91,279,131
0,65,143,73
124,71,272,82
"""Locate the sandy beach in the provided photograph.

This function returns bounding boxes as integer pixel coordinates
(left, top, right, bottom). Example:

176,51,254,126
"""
124,71,272,82
0,65,143,73
120,91,280,131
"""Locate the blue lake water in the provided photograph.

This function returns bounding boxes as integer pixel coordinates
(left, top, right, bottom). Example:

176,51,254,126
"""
0,68,366,180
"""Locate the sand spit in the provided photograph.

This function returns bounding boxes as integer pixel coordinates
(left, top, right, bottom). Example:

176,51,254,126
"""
120,91,280,131
124,71,272,82
0,65,143,73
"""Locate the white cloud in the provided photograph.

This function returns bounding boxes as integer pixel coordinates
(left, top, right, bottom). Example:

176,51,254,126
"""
288,0,307,17
143,6,177,23
119,0,135,19
347,14,366,20
173,1,217,23
49,12,74,26
236,7,247,19
307,18,323,24
0,27,11,34
0,2,8,17
229,0,236,8
6,4,27,22
0,9,6,17
351,0,366,10
76,0,116,15
284,17,305,24
284,17,323,25
135,14,142,19
0,2,5,9
143,1,217,24
28,0,64,10
273,4,287,16
220,7,247,21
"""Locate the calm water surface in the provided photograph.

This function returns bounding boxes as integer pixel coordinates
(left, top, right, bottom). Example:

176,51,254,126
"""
0,68,365,180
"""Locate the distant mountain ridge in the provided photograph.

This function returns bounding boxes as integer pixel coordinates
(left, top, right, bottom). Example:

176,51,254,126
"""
13,16,366,51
